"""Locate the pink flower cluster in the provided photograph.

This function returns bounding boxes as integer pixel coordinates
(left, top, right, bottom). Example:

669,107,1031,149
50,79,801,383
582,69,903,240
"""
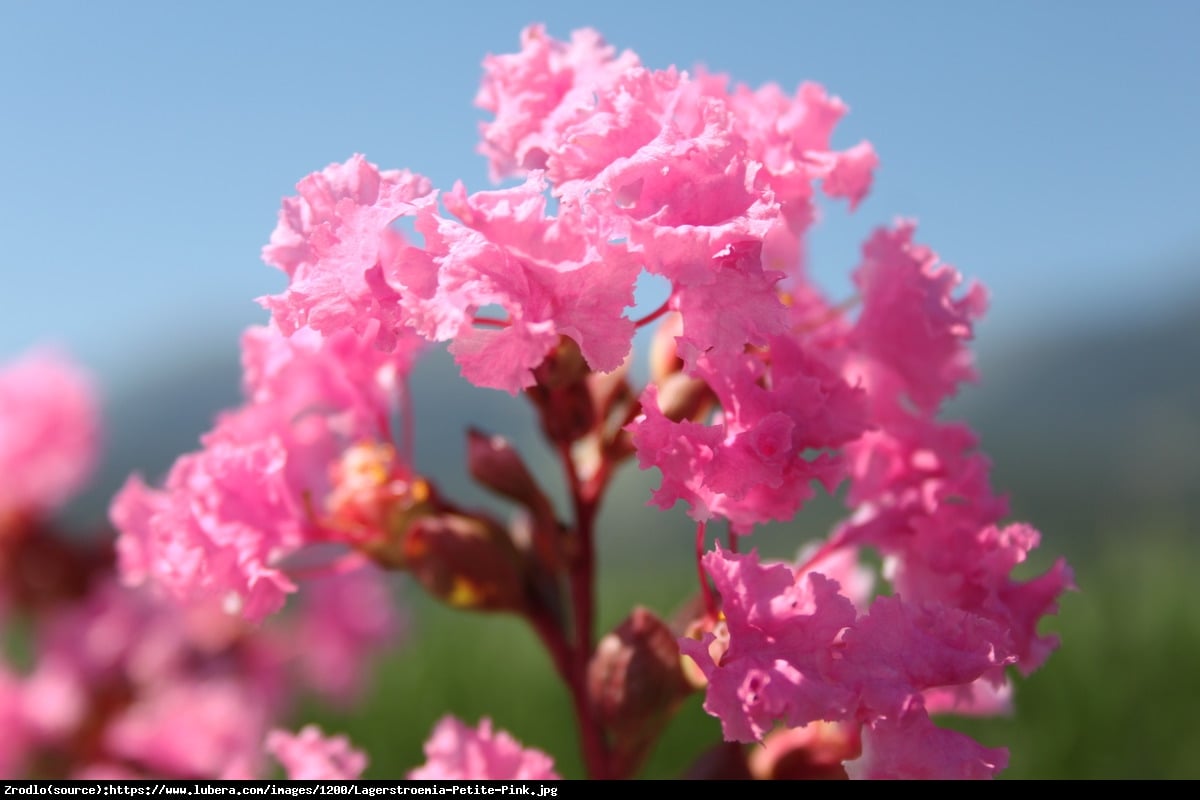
112,323,422,620
98,24,1071,779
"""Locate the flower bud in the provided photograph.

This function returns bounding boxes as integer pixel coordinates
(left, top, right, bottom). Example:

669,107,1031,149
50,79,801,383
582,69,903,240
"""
466,429,548,512
532,336,589,390
748,722,859,780
586,355,632,427
466,428,563,574
402,513,530,614
653,372,715,424
527,337,595,444
648,311,684,383
587,607,693,774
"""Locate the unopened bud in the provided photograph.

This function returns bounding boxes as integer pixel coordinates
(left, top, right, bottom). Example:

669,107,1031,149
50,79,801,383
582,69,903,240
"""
748,722,859,780
532,336,589,390
586,356,632,425
403,514,529,614
527,337,595,444
587,607,693,773
648,311,684,382
654,372,715,423
466,429,547,511
466,428,562,574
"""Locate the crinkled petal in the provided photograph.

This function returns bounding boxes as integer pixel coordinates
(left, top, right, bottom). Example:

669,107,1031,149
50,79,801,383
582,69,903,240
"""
679,547,857,741
846,706,1007,780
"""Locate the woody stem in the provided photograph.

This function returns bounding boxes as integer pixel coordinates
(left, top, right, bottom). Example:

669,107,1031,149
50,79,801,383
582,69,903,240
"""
557,441,611,779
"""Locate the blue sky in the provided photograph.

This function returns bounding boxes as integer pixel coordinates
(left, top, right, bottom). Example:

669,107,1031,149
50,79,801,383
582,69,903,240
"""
2,1,1197,387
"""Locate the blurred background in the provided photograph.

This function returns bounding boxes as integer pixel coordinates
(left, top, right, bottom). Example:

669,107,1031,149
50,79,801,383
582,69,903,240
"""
2,0,1197,779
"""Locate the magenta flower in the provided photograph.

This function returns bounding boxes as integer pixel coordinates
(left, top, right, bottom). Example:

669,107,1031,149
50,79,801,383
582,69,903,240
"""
850,222,988,413
678,547,858,742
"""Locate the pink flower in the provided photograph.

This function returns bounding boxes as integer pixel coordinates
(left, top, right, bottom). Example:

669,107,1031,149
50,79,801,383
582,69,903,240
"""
681,547,1021,778
850,222,988,413
387,175,640,393
631,335,866,534
106,677,269,779
678,547,858,741
284,568,404,704
111,323,419,620
102,25,1070,781
477,27,876,269
704,75,878,244
0,349,100,519
261,28,880,397
261,154,434,351
409,716,559,780
476,25,641,182
266,725,366,780
110,413,303,621
846,705,1007,780
3,576,295,779
837,406,1073,673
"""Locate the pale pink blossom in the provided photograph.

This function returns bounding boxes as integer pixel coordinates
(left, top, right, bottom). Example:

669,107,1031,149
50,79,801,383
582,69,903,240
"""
111,324,417,620
260,154,434,351
387,175,640,393
284,568,403,704
266,725,366,780
476,24,641,182
409,716,559,780
0,349,100,518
